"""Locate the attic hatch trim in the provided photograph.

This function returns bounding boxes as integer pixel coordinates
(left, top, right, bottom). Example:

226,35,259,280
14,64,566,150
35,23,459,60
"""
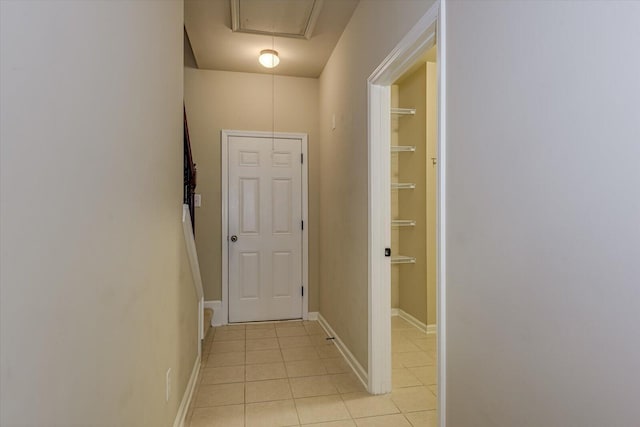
230,0,324,40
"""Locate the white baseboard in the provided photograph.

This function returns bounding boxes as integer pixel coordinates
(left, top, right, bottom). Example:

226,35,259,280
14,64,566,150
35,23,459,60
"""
307,311,319,321
204,300,226,326
317,313,368,390
172,354,201,427
392,308,436,335
198,298,204,344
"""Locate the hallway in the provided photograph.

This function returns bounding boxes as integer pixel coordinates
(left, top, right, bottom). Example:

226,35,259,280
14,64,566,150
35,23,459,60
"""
185,319,436,427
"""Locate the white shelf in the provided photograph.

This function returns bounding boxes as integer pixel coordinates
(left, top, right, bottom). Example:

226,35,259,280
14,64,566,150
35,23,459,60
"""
391,183,416,190
391,108,416,116
391,256,416,264
392,220,416,227
391,145,416,153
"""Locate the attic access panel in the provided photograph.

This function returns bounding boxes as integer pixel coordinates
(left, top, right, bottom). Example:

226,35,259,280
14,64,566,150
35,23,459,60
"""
230,0,323,39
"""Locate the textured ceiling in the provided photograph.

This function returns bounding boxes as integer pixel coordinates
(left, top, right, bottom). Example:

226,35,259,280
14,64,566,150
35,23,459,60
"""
185,0,359,78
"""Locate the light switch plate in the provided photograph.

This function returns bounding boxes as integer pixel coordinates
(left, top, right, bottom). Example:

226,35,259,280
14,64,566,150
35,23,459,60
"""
194,194,201,207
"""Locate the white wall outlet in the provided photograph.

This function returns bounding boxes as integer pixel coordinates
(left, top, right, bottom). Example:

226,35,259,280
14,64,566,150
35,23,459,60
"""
194,194,201,207
165,368,171,402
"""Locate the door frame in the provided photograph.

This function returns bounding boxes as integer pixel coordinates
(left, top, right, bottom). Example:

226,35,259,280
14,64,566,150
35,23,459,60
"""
367,0,446,424
221,130,309,324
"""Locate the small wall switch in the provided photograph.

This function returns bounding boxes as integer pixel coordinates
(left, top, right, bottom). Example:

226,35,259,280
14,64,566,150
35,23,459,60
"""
194,194,201,207
166,368,171,402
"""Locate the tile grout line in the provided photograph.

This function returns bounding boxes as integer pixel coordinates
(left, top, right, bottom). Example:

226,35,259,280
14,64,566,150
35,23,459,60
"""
244,328,247,427
281,338,302,426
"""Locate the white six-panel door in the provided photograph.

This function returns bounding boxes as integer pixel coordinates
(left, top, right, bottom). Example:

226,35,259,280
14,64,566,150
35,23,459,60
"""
227,135,303,322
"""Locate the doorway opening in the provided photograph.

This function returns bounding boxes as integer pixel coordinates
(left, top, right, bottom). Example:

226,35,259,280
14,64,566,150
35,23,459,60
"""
368,0,445,424
221,130,309,324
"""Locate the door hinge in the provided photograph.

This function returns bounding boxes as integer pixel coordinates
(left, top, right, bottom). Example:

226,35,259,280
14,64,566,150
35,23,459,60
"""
301,153,303,164
301,286,304,297
301,220,304,230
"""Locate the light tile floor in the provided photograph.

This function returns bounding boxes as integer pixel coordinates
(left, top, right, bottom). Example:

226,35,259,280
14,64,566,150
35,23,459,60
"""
185,317,437,427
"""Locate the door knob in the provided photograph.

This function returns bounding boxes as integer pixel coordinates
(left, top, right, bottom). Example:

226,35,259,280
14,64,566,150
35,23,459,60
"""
230,235,238,242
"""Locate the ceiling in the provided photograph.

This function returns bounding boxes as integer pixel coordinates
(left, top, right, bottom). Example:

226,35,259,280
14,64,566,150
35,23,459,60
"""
184,0,359,78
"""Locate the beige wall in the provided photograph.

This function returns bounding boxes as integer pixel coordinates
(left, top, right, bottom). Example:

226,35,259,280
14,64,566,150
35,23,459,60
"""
391,61,437,326
0,1,199,426
391,85,401,308
397,64,428,324
183,68,320,311
318,0,436,371
446,1,640,425
425,61,437,327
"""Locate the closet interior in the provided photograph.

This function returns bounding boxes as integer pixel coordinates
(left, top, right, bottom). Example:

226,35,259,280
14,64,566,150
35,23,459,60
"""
390,45,438,398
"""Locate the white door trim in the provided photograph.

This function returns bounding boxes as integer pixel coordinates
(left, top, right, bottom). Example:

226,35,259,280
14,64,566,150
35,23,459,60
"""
221,130,309,324
437,4,447,425
367,1,445,424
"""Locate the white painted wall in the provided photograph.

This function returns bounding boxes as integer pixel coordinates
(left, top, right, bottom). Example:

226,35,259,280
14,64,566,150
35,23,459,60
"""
445,1,640,425
0,1,196,426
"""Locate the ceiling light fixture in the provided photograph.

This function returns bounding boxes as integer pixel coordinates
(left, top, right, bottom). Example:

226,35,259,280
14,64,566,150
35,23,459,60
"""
259,49,280,68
